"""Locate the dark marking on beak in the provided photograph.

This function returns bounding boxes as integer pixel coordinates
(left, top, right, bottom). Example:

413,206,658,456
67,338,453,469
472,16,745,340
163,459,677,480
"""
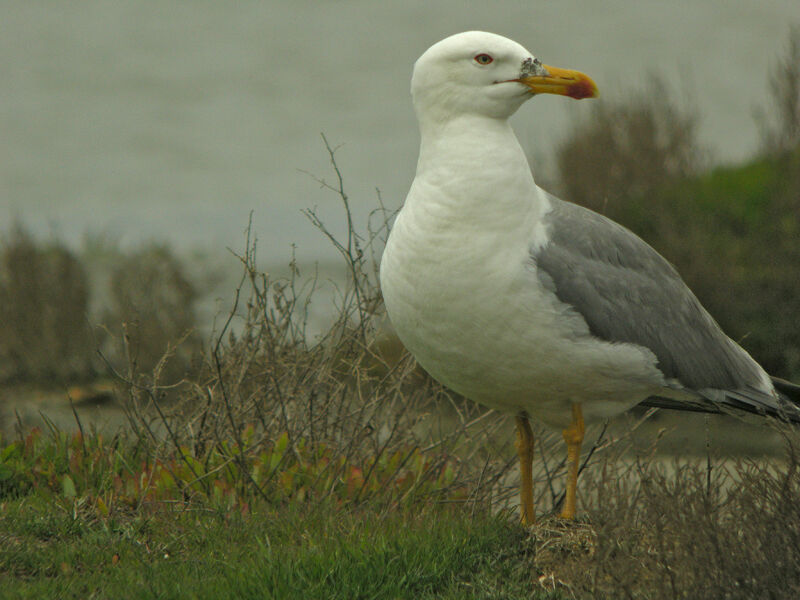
520,57,550,78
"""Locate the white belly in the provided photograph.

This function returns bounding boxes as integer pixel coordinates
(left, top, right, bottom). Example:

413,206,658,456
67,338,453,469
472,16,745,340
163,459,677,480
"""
380,203,666,429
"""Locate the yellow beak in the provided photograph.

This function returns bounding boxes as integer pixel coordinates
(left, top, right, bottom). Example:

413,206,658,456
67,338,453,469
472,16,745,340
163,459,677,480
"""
518,65,598,99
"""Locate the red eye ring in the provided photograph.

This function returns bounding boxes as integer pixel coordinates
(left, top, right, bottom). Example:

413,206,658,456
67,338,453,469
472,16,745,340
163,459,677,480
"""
474,53,493,65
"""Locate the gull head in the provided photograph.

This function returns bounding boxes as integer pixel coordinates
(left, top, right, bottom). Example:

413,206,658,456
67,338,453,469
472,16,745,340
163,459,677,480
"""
411,31,598,123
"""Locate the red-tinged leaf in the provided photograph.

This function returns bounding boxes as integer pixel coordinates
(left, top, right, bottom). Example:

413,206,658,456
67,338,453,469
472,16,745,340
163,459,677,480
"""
346,466,364,497
280,471,294,492
69,452,81,474
25,429,41,453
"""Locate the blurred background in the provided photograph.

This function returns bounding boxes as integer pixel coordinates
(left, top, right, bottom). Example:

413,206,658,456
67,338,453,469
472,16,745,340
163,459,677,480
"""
0,1,798,430
1,1,797,253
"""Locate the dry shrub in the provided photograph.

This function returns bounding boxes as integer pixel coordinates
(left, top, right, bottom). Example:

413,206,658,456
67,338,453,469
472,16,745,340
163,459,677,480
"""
756,27,800,156
749,27,800,378
0,226,96,384
0,227,202,388
116,139,526,513
101,244,201,386
687,28,800,380
535,441,800,598
554,75,703,235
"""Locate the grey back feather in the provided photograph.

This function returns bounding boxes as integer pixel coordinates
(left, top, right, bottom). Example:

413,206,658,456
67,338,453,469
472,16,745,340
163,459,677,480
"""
533,194,767,393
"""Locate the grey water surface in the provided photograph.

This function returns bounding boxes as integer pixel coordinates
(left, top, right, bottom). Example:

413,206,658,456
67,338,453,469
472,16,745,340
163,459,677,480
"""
2,1,797,259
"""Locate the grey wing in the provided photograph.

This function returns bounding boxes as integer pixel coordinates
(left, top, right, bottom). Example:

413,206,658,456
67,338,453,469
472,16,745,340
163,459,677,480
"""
533,194,768,397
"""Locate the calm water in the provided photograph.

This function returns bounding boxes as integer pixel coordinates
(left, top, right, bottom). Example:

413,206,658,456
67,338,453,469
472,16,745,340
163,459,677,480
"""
2,0,798,263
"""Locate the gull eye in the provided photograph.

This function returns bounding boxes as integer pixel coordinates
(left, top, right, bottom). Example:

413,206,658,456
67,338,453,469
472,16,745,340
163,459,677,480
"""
474,53,494,65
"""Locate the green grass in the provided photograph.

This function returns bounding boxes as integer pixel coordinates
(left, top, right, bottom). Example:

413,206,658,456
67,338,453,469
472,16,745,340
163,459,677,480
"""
1,496,556,599
0,426,552,598
6,425,800,599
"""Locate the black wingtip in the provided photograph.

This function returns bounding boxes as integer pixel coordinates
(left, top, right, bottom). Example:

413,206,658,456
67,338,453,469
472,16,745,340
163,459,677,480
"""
772,376,800,405
641,377,800,425
771,377,800,424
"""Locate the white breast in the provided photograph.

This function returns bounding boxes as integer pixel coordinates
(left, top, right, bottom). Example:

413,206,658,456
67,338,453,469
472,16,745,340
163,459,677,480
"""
380,182,666,429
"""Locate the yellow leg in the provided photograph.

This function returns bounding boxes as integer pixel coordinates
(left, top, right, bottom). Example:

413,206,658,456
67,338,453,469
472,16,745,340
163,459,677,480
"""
515,415,535,525
559,403,585,520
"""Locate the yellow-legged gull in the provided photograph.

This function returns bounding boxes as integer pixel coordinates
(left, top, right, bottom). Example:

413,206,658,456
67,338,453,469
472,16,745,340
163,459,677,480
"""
380,31,800,523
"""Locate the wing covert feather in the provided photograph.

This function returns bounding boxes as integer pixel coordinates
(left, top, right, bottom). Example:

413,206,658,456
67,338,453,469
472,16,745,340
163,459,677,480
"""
534,196,765,391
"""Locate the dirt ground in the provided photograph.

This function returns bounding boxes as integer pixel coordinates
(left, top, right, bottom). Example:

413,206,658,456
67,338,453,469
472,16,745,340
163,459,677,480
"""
0,382,127,439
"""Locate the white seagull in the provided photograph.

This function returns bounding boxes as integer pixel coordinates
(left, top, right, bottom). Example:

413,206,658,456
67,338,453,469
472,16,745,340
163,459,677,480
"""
380,31,800,523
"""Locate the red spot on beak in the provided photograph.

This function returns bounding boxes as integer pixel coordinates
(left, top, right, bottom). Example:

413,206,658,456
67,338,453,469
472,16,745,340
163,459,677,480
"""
567,79,597,100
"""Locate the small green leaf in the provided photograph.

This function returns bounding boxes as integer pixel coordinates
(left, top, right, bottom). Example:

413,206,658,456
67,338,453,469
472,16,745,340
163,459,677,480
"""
97,496,109,516
1,442,20,461
62,474,77,498
275,431,289,455
0,464,14,481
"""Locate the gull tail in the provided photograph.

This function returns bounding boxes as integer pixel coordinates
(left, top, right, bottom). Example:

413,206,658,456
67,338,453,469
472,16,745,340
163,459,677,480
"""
770,377,800,423
772,376,800,411
641,376,800,425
